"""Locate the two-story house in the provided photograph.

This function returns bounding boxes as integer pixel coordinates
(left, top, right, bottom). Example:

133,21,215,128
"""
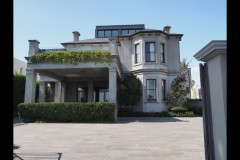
24,24,183,114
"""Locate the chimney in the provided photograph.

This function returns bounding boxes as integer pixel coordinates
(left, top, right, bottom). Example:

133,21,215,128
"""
28,40,40,56
72,31,80,41
163,26,171,33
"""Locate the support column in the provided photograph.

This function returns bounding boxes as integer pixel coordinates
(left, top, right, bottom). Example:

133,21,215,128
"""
109,66,117,122
24,69,37,102
39,82,46,102
88,80,93,102
61,82,66,102
54,81,61,102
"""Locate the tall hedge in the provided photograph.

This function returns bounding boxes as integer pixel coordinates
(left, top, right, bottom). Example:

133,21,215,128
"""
13,73,26,115
17,102,115,123
13,73,39,116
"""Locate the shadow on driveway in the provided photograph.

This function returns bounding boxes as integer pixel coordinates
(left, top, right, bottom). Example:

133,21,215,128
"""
117,117,189,123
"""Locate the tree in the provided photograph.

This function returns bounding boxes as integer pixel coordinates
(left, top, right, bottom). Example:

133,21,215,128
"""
166,75,190,107
118,73,142,111
180,58,191,70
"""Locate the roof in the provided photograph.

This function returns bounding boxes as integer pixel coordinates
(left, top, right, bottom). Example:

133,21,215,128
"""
61,38,109,45
193,40,226,62
118,29,183,38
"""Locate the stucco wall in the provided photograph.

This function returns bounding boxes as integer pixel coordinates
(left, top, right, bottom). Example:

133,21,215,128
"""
166,38,181,73
207,54,226,160
14,58,27,75
65,44,109,51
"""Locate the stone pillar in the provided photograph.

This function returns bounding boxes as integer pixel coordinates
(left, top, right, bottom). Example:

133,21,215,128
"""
28,40,40,56
54,81,61,102
88,80,93,102
61,82,66,102
39,82,46,102
109,65,117,122
24,69,37,102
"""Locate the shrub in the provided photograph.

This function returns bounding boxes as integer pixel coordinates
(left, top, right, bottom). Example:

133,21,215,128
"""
17,102,115,123
14,73,26,116
169,111,194,117
27,50,111,64
188,107,202,116
170,106,188,113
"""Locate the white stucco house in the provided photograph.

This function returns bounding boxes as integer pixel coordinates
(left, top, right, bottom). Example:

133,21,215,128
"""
194,40,226,160
14,58,27,75
24,24,183,119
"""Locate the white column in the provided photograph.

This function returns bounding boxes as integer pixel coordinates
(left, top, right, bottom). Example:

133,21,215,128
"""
39,82,46,102
109,66,117,122
88,80,93,102
54,81,61,102
61,82,66,102
24,69,37,102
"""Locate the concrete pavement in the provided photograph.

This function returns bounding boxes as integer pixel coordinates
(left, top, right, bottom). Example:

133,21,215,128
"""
14,117,205,160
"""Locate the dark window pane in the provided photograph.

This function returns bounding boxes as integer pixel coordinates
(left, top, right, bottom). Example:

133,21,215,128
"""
98,31,104,38
135,44,140,63
147,79,156,100
145,42,155,62
162,80,166,101
129,29,135,34
105,30,111,37
112,30,119,36
135,29,141,32
161,43,165,63
121,30,128,35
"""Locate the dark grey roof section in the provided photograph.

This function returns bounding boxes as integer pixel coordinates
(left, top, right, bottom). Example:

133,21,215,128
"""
118,29,183,38
96,24,145,30
61,38,109,45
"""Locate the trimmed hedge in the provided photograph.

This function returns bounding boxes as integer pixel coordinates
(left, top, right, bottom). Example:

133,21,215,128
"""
17,102,115,123
169,111,194,117
170,106,188,113
14,73,26,116
26,50,111,64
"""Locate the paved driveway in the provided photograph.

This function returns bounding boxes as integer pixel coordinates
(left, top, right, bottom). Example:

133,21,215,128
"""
14,117,205,160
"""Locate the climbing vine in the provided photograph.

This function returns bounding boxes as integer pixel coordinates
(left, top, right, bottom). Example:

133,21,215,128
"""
26,50,111,64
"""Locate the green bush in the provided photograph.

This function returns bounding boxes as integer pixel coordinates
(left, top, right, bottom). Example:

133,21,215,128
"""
170,106,188,113
169,111,194,117
118,110,170,117
27,50,111,64
17,102,115,123
187,107,202,116
14,73,26,116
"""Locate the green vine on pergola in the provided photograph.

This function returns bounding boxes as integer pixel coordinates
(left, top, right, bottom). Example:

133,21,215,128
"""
26,50,111,64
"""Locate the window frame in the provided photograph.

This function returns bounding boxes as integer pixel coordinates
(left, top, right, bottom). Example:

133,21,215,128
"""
145,42,156,62
161,43,165,63
135,43,141,64
146,79,157,100
162,79,166,101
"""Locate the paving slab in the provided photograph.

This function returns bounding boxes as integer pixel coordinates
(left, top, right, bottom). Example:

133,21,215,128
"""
14,117,205,160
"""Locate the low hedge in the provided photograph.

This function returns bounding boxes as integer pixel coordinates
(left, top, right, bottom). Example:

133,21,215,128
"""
17,102,115,123
170,106,188,113
169,111,194,117
118,110,170,117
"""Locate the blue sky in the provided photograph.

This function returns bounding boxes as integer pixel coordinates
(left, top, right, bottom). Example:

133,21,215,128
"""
14,0,226,87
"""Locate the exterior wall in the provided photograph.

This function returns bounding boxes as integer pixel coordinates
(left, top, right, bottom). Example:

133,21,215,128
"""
207,54,226,160
14,58,27,75
119,39,132,73
166,38,181,73
65,44,109,51
142,72,168,112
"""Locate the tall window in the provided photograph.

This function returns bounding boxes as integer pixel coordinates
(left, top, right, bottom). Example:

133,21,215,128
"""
161,43,165,63
162,80,166,101
145,42,155,62
146,79,156,100
77,87,87,102
97,31,104,38
112,30,119,36
135,44,140,64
